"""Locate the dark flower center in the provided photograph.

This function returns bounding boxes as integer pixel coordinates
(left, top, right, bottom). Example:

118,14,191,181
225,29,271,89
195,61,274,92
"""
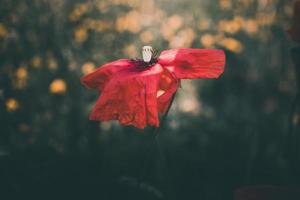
130,49,160,68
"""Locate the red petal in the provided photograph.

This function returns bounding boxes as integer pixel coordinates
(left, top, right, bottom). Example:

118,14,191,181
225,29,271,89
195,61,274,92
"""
80,59,134,92
89,63,163,129
158,48,225,79
157,68,179,114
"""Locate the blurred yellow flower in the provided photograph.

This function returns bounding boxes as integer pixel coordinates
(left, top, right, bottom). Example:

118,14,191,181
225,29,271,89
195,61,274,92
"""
97,1,109,13
49,79,67,94
83,19,112,32
198,19,210,31
0,23,8,39
116,10,141,33
14,66,28,89
31,56,42,69
69,3,90,22
161,15,183,41
123,44,138,57
166,15,183,31
111,0,139,7
200,34,215,48
138,0,156,15
233,16,245,27
16,66,27,79
161,25,174,40
81,62,96,75
169,28,195,48
244,19,258,35
256,12,276,26
219,0,232,10
95,21,113,32
218,20,241,34
83,18,97,29
140,30,153,44
74,27,88,43
6,98,19,112
47,58,58,71
219,38,243,53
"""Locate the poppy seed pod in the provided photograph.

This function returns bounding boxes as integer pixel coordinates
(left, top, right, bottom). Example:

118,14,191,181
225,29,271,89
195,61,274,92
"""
142,46,153,63
288,1,300,44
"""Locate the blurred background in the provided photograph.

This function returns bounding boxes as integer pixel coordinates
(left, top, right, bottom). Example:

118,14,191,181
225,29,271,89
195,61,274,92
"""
0,0,299,199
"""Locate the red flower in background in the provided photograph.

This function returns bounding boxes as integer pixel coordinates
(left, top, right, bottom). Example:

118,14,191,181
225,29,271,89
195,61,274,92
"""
81,48,225,128
288,0,300,43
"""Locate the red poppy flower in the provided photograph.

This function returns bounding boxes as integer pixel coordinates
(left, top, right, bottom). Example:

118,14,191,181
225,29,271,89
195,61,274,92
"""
288,0,300,43
81,48,225,128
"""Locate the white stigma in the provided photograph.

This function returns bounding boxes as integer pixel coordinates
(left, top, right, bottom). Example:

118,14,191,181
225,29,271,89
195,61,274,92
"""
142,46,153,63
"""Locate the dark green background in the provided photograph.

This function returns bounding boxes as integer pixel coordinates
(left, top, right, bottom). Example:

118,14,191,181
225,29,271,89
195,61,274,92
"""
0,0,299,199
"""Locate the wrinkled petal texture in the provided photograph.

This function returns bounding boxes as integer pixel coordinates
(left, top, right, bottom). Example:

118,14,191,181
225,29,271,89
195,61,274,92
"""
89,63,163,128
81,48,225,128
158,48,225,79
80,59,133,92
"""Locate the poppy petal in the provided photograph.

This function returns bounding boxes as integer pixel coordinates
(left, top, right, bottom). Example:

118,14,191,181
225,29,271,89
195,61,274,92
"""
158,48,225,79
80,59,134,92
89,63,163,128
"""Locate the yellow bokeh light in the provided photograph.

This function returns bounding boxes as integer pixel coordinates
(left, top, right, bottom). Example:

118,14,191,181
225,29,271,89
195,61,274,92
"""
140,30,153,44
123,44,138,57
83,18,112,32
16,66,28,79
94,21,112,32
31,56,42,69
0,23,8,39
14,66,28,89
6,98,19,112
97,1,109,13
219,38,243,53
219,0,232,10
256,12,276,26
218,20,241,34
233,16,245,27
111,0,139,7
161,25,174,40
81,62,96,75
198,19,210,31
47,58,58,71
69,3,90,22
166,15,183,31
200,34,215,48
49,79,67,94
116,10,141,33
169,28,195,48
244,19,258,35
161,15,183,41
74,27,88,43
